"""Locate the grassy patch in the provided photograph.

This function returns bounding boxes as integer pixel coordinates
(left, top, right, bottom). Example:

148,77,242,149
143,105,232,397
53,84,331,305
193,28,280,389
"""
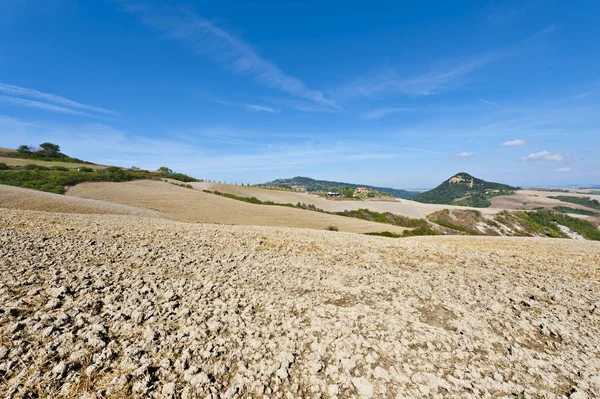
364,231,402,238
0,165,200,194
553,206,598,216
334,208,429,229
549,195,600,210
513,210,600,240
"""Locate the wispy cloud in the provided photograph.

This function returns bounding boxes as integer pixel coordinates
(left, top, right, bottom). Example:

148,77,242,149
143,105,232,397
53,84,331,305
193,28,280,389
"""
337,52,504,99
0,95,92,116
243,104,279,113
521,150,567,162
525,25,556,44
118,1,335,107
554,167,571,172
452,151,474,158
361,107,410,120
0,82,117,116
216,99,279,113
479,99,499,107
502,139,526,147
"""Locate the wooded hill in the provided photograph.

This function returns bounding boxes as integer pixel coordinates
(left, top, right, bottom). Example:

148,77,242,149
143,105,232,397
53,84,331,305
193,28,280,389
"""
261,176,419,199
412,172,519,207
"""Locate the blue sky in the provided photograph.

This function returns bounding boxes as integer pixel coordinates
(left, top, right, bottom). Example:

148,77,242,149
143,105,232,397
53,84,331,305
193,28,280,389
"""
1,0,599,188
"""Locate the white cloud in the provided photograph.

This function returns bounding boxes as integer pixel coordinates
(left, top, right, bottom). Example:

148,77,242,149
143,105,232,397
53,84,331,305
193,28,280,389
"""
479,99,499,107
337,52,503,99
452,151,474,158
119,2,334,107
502,139,526,147
361,108,409,120
0,95,92,116
554,167,571,172
215,100,279,113
243,104,279,113
0,82,117,116
520,150,568,162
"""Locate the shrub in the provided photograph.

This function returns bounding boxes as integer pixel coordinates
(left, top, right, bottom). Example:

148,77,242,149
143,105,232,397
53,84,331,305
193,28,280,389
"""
78,167,94,172
326,225,339,231
0,163,9,170
403,225,437,236
50,166,70,171
23,164,50,170
365,231,401,238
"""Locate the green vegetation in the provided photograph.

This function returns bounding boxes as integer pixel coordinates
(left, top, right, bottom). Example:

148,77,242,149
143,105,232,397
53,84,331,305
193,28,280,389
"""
364,231,402,238
10,142,91,164
326,225,339,232
0,163,9,170
0,163,200,194
432,219,469,233
201,190,437,236
261,176,419,199
453,190,515,207
412,172,518,207
549,195,600,210
334,208,429,228
511,210,600,240
334,208,437,236
205,190,307,209
553,206,598,216
157,166,199,183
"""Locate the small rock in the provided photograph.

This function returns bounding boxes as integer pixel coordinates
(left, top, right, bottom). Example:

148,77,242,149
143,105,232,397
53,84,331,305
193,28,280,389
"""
51,361,69,378
161,382,176,398
352,377,373,398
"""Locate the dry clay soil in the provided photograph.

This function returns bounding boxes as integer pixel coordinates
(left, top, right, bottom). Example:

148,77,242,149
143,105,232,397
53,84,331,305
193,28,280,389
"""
1,208,600,399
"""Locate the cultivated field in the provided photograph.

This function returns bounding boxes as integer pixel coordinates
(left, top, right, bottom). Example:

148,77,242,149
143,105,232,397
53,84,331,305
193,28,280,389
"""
491,189,600,213
66,180,407,234
1,208,599,398
194,183,501,219
0,184,164,218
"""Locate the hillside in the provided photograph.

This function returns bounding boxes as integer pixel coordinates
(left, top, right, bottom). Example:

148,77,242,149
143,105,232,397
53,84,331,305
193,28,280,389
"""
262,176,419,199
412,172,519,207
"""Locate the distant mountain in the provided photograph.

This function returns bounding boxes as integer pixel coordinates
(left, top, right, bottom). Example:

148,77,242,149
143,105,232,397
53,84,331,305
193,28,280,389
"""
261,176,419,199
411,172,519,207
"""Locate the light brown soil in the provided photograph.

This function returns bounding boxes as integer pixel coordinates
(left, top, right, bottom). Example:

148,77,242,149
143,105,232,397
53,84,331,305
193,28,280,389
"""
491,190,600,213
0,184,164,218
1,208,599,398
66,180,407,234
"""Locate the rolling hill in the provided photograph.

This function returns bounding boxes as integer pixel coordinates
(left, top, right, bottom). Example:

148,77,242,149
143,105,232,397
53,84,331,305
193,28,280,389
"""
412,172,519,207
261,176,419,199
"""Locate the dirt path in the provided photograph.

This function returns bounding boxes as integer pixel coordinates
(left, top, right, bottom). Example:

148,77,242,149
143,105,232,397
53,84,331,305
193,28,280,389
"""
1,208,599,398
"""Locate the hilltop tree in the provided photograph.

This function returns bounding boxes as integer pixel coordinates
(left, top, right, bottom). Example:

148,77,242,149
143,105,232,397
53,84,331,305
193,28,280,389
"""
158,166,173,174
39,142,60,154
17,145,32,154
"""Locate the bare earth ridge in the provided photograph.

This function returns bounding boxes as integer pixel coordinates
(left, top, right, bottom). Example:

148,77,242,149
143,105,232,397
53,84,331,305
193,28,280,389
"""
66,180,407,234
1,208,599,398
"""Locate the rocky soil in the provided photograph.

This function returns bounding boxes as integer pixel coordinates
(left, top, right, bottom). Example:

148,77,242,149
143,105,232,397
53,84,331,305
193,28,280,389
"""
1,208,599,398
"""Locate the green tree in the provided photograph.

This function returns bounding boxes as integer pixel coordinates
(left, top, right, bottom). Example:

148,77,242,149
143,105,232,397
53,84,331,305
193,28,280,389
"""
39,142,60,154
158,166,173,174
343,186,354,198
17,145,32,154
